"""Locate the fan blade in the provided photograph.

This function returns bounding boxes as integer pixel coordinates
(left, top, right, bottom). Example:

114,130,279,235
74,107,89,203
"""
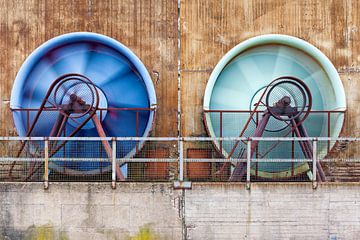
101,73,149,109
21,87,48,108
235,54,268,90
96,62,133,87
83,46,131,84
104,110,149,137
19,61,60,108
27,111,62,136
271,45,296,78
47,43,92,75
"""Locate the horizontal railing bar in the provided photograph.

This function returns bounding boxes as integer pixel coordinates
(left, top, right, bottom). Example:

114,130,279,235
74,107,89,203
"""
0,157,44,162
203,109,346,113
11,107,157,111
117,158,178,163
2,157,360,163
0,137,358,141
13,108,343,113
0,158,178,163
185,158,246,163
51,158,178,163
251,158,312,162
0,137,179,141
182,137,247,141
184,158,312,163
320,158,360,162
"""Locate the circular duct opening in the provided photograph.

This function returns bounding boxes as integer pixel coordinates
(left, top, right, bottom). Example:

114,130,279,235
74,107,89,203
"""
203,34,346,179
11,32,157,175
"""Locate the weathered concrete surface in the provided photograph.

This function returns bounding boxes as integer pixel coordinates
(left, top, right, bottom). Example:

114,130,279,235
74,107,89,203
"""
0,183,183,240
185,183,360,240
1,182,360,239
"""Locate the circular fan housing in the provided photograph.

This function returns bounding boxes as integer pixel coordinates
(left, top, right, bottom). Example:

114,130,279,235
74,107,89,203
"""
203,34,346,179
11,32,157,175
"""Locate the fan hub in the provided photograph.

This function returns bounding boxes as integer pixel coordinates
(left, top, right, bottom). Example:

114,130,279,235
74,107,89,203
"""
65,85,108,130
276,96,291,107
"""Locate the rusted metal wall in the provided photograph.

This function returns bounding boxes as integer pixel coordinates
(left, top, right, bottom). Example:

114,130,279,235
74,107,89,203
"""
0,0,178,136
0,0,359,138
180,0,360,137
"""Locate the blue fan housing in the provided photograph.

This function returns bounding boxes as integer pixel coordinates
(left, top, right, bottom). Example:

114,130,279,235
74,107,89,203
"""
10,32,157,175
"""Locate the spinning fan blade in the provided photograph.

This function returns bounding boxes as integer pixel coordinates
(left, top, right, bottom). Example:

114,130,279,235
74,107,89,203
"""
271,46,297,78
101,73,149,109
204,35,346,180
103,110,149,137
97,64,133,87
48,43,92,75
11,32,157,176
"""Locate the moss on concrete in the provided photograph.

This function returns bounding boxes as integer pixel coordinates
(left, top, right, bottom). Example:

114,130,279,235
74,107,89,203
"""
128,225,162,240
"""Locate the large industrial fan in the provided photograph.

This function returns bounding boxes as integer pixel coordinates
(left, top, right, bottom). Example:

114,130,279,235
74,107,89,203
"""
9,32,157,180
228,76,326,181
203,34,346,181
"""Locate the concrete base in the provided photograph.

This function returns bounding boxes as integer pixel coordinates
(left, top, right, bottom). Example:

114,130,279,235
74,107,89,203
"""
1,182,360,239
0,182,183,240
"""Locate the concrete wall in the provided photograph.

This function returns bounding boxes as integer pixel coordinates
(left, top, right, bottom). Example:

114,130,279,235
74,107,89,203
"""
0,183,183,240
185,183,360,240
1,182,360,240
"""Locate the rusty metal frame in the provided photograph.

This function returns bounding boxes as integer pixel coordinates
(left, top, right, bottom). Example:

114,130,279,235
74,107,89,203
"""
202,76,346,181
8,73,157,181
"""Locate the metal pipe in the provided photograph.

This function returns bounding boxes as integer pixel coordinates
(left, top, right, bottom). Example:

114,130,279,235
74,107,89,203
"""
44,139,49,189
112,138,116,189
312,139,317,189
179,140,184,181
246,140,251,190
0,136,357,141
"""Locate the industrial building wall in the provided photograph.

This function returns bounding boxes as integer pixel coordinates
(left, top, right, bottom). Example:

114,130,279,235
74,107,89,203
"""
0,1,359,239
1,182,360,240
0,0,359,137
0,0,178,137
180,0,360,137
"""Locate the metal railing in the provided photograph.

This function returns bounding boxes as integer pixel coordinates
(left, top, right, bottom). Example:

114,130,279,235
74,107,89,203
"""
0,136,359,188
10,107,156,138
203,110,346,152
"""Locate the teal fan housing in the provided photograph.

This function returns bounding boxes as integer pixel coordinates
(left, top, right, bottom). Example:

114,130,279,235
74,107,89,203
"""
203,34,346,179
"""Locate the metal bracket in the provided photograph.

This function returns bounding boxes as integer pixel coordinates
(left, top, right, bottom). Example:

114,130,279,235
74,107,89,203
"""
173,181,192,189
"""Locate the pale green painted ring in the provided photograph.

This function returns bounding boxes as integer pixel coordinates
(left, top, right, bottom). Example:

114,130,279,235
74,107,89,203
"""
203,34,346,175
204,34,346,111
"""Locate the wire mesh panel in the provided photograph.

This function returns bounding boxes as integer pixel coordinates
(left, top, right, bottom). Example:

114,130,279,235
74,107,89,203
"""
318,139,360,182
0,137,359,183
183,138,316,182
249,138,314,182
48,139,112,182
183,139,245,182
124,140,178,181
0,139,45,182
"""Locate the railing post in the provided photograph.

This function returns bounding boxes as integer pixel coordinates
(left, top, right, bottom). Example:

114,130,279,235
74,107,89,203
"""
246,139,251,190
312,139,317,189
44,138,49,190
111,138,116,189
179,138,184,182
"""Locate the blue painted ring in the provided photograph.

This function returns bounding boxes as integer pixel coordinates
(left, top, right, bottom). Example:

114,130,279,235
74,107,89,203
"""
11,32,157,176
